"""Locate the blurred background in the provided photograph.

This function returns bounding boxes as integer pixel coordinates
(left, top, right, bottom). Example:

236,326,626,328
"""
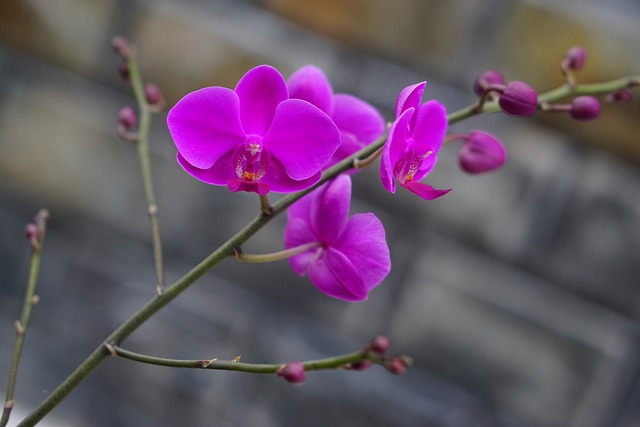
1,0,640,426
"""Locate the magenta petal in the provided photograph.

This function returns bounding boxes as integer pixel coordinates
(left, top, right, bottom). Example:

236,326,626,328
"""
395,82,426,122
308,247,367,301
287,65,333,115
327,131,363,170
380,108,413,193
177,152,236,186
309,175,351,243
402,181,451,200
333,213,390,291
264,99,340,180
235,65,288,135
167,87,245,169
412,152,438,181
412,100,447,153
262,156,322,193
332,94,385,144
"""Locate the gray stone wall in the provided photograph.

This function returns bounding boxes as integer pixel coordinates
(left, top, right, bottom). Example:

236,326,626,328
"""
1,1,639,426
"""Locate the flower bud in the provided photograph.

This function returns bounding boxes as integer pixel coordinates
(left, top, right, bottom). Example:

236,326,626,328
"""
276,362,305,384
144,83,165,108
367,335,392,354
458,131,506,174
117,60,130,82
111,36,131,60
347,360,373,371
384,356,411,375
498,81,538,117
472,70,506,97
606,89,633,103
570,96,600,122
562,46,587,71
118,106,138,130
25,223,40,248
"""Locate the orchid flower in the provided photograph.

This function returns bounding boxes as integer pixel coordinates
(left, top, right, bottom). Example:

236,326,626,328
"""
284,174,391,301
287,65,385,169
380,82,451,200
167,65,341,195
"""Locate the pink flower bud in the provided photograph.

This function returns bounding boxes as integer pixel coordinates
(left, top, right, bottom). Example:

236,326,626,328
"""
472,70,506,97
111,36,131,60
25,223,40,248
118,106,138,130
562,46,587,71
570,96,600,122
276,362,305,384
117,60,130,82
606,89,633,103
367,335,392,354
384,357,410,375
348,360,373,371
458,130,506,174
144,83,164,107
498,81,538,117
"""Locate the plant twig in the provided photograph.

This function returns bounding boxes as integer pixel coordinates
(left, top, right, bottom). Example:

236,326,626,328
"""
1,210,49,427
126,46,165,295
108,344,381,373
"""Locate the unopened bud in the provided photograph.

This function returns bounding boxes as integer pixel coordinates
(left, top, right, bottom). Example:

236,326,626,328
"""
117,60,130,82
384,356,411,375
458,130,506,174
347,360,373,371
562,46,587,71
499,81,538,117
25,223,40,248
111,36,131,60
472,70,506,97
605,89,633,103
144,83,165,109
367,335,392,354
118,106,138,130
276,362,305,384
570,96,600,122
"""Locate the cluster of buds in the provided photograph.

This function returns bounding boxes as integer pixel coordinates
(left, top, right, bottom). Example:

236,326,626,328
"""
473,70,538,117
112,35,165,141
357,335,412,375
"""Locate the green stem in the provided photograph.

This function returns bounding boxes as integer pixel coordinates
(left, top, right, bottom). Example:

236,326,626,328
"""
446,74,640,125
110,345,375,373
1,210,49,427
234,241,321,263
127,49,165,294
17,73,640,427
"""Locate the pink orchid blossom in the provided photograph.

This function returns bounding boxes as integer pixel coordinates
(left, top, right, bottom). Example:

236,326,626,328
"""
380,82,451,200
167,65,341,195
284,174,391,301
287,65,385,169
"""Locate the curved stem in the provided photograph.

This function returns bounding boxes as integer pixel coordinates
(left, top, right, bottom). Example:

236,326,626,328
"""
1,210,49,427
109,344,378,373
234,241,321,263
127,48,165,295
446,74,640,125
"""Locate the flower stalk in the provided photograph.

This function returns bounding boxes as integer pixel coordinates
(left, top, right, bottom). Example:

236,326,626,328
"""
123,42,166,295
107,344,381,374
234,242,321,263
1,210,49,427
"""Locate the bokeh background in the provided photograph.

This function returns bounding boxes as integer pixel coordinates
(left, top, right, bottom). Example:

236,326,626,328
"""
1,0,640,426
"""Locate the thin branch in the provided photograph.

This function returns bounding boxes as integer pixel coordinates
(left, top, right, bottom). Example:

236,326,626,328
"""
108,344,379,374
126,46,166,295
1,210,49,427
